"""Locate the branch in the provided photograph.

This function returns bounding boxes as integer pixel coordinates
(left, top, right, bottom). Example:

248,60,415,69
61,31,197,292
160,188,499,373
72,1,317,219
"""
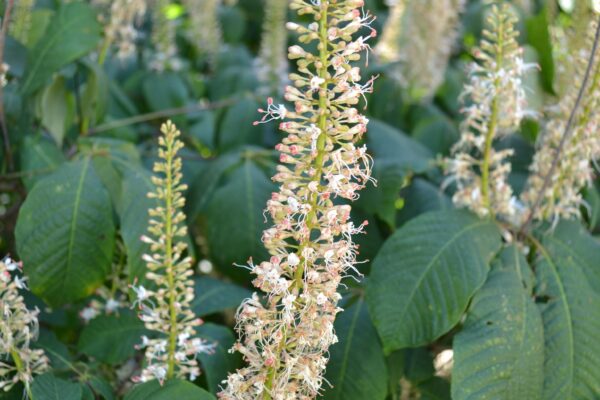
87,97,239,135
519,16,600,234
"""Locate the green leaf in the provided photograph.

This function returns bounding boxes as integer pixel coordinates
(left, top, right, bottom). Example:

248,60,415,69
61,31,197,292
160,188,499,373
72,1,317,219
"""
396,178,453,227
322,299,388,400
21,2,102,94
124,379,215,400
188,152,240,218
35,329,73,371
120,167,158,281
15,158,115,306
78,310,147,365
535,221,600,399
418,377,451,400
206,160,274,279
38,75,74,146
452,246,544,400
31,374,82,400
367,119,433,174
526,8,555,93
355,163,405,229
218,98,263,151
196,323,238,394
192,276,252,317
366,210,501,352
19,134,65,191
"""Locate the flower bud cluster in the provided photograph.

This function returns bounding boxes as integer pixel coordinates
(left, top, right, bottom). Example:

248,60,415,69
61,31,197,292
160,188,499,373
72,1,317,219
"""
150,0,180,71
131,121,213,384
220,1,376,399
521,20,600,226
256,0,289,96
183,0,223,65
95,0,147,59
376,0,466,100
444,4,535,220
0,257,48,394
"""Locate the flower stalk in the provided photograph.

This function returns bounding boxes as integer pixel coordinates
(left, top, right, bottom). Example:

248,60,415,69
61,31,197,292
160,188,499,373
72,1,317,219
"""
219,1,376,398
444,3,534,221
131,121,213,384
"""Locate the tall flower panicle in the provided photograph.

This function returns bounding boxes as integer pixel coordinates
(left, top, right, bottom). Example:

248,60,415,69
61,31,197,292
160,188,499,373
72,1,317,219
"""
256,0,289,96
9,0,34,45
150,0,180,71
0,256,49,395
95,0,147,60
183,0,222,65
131,121,213,384
375,0,465,100
220,1,376,399
444,3,535,220
521,20,600,226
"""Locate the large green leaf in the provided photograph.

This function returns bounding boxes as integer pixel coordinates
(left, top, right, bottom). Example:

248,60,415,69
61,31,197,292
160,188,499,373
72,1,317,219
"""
31,374,82,400
535,221,600,399
206,160,273,278
78,310,147,365
322,299,388,400
21,2,102,94
196,323,238,394
452,246,544,400
366,210,501,352
124,379,215,400
15,158,115,306
192,276,252,317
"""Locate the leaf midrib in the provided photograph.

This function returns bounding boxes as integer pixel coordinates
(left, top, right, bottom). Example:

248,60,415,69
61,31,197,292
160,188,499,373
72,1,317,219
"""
62,158,90,295
22,5,93,93
334,300,363,400
536,239,574,396
393,219,490,329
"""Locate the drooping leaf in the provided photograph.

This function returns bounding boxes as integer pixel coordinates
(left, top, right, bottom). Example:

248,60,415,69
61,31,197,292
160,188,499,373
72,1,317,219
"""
120,167,157,282
322,299,388,400
192,276,252,317
78,310,147,365
38,75,74,146
452,246,544,400
196,323,239,394
366,210,501,352
205,160,274,280
188,152,241,218
396,178,453,227
124,379,215,400
15,158,115,306
21,2,102,94
535,221,600,399
31,374,82,400
367,119,433,174
218,98,263,151
35,329,73,371
355,162,406,229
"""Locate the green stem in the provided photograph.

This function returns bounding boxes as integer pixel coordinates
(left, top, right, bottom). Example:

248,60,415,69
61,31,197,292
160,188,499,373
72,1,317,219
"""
10,349,34,400
165,138,178,380
263,4,330,399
